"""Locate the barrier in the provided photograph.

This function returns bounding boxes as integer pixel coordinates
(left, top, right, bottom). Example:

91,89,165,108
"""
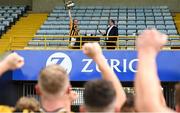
13,50,180,81
8,35,180,49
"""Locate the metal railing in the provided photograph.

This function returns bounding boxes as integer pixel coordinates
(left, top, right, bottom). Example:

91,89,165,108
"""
7,35,180,51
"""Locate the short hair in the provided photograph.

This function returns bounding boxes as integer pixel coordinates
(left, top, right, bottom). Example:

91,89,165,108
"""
120,93,136,112
15,97,40,112
38,65,69,95
175,83,180,106
83,80,116,112
109,19,115,24
73,18,78,22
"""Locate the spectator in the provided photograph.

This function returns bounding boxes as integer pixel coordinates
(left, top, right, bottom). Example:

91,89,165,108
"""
120,93,136,112
80,43,126,112
0,52,24,76
82,80,116,112
0,52,24,113
0,105,14,113
134,29,174,112
14,97,40,112
175,83,180,112
36,65,78,113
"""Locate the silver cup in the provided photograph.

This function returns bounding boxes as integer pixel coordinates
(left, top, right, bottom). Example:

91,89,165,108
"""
65,0,75,10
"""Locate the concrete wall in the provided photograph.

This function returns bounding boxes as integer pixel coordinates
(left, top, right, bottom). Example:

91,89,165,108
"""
0,0,32,6
32,0,180,12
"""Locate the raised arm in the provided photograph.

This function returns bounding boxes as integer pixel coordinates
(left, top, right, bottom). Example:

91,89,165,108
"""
135,29,174,112
82,43,126,110
68,9,73,29
0,53,24,76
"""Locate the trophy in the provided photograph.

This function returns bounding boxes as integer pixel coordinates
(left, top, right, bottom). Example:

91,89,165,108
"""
65,0,75,10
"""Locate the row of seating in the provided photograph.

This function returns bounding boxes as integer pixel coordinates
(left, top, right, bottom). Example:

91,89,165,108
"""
53,9,170,12
28,40,180,47
47,15,173,21
43,21,175,26
0,6,26,10
35,6,178,38
0,6,27,36
50,12,172,17
54,5,169,10
36,29,177,36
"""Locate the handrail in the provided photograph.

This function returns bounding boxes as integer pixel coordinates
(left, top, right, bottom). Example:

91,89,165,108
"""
7,35,180,51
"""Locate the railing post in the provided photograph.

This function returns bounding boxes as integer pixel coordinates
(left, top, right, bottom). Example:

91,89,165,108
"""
9,36,13,51
80,36,82,49
117,36,119,50
44,35,47,49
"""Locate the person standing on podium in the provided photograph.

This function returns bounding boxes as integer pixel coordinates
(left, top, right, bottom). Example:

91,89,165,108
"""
67,1,80,49
99,19,118,49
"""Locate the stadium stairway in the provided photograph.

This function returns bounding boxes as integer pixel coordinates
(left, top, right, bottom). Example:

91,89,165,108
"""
0,13,48,53
174,13,180,34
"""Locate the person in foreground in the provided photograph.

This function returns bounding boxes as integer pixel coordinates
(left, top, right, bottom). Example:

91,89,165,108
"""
0,52,24,76
120,93,136,112
135,29,175,112
14,96,40,112
36,65,78,113
0,52,24,113
80,42,126,112
175,83,180,112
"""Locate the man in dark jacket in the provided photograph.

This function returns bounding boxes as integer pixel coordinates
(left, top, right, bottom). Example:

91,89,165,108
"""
100,19,118,49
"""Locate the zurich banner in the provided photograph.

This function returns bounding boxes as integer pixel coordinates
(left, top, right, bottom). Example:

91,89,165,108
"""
13,50,180,82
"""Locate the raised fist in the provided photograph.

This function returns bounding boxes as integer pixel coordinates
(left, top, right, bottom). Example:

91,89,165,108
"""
82,43,102,59
136,29,167,53
3,52,24,70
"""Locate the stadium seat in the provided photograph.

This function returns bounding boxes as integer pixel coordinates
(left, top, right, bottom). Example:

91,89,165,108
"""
33,5,178,47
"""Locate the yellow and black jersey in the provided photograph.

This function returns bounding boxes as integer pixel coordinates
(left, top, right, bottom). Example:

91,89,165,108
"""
69,18,79,37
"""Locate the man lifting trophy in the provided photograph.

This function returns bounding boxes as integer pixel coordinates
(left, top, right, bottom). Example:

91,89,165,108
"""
65,0,80,49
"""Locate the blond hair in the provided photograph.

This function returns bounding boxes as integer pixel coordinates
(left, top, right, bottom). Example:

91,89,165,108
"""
38,65,69,96
15,97,40,112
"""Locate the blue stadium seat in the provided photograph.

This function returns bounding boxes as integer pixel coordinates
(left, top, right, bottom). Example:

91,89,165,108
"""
146,21,155,25
119,16,127,20
137,25,146,30
127,21,136,25
118,21,126,25
156,25,166,30
155,16,164,21
34,5,178,38
166,25,176,30
128,16,136,21
155,21,165,25
99,21,107,25
159,30,167,34
136,21,145,25
127,40,135,46
127,30,136,36
137,16,145,20
127,25,136,30
164,16,173,21
118,40,127,46
165,21,174,25
168,30,178,35
118,30,126,35
118,25,127,30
